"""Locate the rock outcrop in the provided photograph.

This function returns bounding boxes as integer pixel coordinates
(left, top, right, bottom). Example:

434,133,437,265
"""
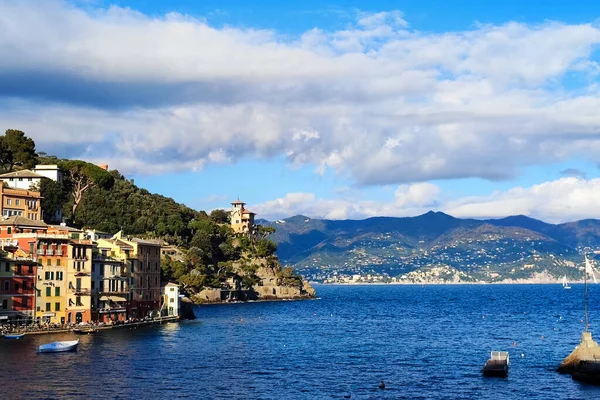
558,332,600,373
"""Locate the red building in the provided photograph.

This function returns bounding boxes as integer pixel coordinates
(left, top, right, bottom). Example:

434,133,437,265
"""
0,254,38,323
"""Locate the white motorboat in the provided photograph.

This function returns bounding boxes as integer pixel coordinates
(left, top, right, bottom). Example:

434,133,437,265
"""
37,339,79,353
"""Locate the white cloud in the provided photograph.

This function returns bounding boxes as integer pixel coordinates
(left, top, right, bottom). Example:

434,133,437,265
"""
252,178,600,224
1,1,600,186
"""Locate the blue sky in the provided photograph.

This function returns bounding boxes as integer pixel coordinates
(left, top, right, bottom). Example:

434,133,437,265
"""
3,0,600,222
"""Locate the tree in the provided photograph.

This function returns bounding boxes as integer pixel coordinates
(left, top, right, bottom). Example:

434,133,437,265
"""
209,209,230,224
59,160,114,221
39,178,69,224
0,130,38,172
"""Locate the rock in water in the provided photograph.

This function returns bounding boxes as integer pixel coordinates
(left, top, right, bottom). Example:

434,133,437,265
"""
378,381,385,389
558,332,600,373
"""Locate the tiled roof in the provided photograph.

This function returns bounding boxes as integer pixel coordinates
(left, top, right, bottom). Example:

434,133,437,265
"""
0,170,45,179
0,216,48,228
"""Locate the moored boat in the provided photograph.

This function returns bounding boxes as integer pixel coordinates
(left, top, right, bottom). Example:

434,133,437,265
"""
72,327,97,335
482,351,509,377
3,333,25,339
37,339,79,353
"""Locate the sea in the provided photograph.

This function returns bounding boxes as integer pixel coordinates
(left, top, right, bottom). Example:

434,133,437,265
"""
1,284,600,399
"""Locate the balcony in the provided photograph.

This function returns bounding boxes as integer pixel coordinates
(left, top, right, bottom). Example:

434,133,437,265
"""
55,251,63,256
46,250,54,256
73,255,88,261
69,288,91,296
74,271,89,277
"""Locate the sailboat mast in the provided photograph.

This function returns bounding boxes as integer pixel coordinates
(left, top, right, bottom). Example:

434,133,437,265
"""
585,255,589,332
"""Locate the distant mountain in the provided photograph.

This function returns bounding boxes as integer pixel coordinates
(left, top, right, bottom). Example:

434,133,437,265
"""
263,212,600,283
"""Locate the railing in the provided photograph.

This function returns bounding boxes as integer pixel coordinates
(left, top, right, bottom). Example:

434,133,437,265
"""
73,255,88,261
55,251,63,256
46,250,54,255
69,288,91,295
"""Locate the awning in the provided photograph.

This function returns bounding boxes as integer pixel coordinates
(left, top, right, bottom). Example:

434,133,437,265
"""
42,312,55,317
98,308,126,313
99,295,127,302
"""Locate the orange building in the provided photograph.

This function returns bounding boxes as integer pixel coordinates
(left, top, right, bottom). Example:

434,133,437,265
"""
1,187,42,221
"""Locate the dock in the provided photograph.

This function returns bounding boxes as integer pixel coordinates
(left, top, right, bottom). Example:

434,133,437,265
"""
3,316,180,336
482,351,509,378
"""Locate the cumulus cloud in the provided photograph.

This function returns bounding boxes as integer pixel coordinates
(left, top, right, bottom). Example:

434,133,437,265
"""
252,178,600,223
2,1,600,186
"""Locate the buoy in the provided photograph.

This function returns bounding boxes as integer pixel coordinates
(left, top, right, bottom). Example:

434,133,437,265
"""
482,315,485,319
513,341,517,347
378,381,385,389
521,353,525,357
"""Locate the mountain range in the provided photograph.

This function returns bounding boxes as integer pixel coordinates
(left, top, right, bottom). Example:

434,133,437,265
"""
260,212,600,283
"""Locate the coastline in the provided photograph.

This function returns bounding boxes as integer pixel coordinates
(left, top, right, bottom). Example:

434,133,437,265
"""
316,280,585,285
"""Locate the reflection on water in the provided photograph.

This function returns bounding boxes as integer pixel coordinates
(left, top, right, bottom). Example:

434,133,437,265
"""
1,285,600,399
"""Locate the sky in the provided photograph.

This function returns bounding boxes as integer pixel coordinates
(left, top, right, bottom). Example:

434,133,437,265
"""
3,0,600,223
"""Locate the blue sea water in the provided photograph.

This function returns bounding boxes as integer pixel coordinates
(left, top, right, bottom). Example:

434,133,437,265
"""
2,284,600,399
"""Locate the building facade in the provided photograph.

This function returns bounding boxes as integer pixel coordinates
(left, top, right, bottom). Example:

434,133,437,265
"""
160,282,180,317
230,200,256,234
66,240,93,324
91,243,129,323
0,254,38,323
1,187,41,220
0,170,45,190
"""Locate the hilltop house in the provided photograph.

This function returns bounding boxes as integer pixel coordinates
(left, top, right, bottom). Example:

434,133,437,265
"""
230,199,256,234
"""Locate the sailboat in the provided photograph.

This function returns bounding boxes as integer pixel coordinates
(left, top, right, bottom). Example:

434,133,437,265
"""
562,275,571,289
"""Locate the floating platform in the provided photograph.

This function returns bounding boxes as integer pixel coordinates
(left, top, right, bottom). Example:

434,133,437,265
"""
483,351,509,378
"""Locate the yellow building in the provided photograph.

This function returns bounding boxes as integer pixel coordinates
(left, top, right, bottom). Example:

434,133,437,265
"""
1,187,42,221
230,199,256,234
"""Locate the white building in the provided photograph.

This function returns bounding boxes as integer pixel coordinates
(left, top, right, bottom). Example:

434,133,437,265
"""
33,165,63,184
85,229,113,241
0,170,46,190
161,282,180,317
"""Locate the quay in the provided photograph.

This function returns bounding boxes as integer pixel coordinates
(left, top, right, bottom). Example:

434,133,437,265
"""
3,316,180,337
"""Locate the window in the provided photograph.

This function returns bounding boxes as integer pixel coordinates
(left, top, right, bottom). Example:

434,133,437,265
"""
56,259,61,266
1,300,7,309
46,287,51,296
28,266,33,274
6,199,11,205
22,297,28,307
91,281,95,289
55,302,60,311
36,306,40,311
45,271,50,280
50,271,54,280
36,289,41,296
4,262,9,272
170,298,174,303
6,227,10,234
45,302,50,311
15,199,20,206
16,265,21,274
99,281,104,291
170,287,175,292
14,283,19,291
4,281,8,291
55,287,60,297
46,259,51,266
56,271,63,281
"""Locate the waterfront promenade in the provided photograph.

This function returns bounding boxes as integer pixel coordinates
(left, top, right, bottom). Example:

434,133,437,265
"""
1,316,180,336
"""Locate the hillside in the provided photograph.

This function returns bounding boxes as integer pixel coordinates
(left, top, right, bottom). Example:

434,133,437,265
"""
264,212,600,283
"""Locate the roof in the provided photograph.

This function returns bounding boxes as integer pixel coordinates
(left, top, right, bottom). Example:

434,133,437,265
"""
231,200,245,204
48,224,82,233
131,238,161,247
161,281,180,287
0,216,48,228
0,170,45,179
242,209,256,215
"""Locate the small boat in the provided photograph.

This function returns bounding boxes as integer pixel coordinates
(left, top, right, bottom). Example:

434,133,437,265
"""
3,333,25,339
482,351,509,377
72,327,97,335
37,339,79,353
563,275,572,289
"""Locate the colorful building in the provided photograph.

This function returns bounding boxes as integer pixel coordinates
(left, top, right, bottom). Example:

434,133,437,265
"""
66,238,93,324
230,199,256,234
96,232,161,318
0,250,38,323
91,243,129,323
1,187,42,220
160,282,180,317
